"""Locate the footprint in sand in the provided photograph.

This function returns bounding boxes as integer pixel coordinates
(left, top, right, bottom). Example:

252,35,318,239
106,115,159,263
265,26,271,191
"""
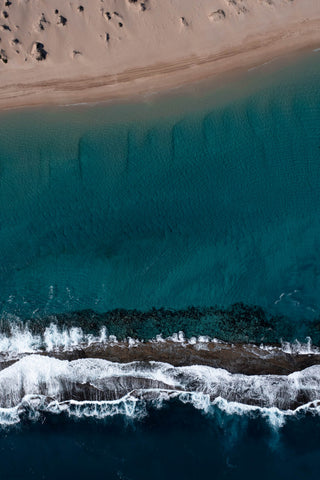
208,9,226,22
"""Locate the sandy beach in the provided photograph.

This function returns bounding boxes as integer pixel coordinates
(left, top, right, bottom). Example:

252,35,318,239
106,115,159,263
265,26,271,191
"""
0,0,319,110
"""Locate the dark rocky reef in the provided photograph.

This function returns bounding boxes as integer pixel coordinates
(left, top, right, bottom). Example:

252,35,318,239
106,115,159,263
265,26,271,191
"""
2,302,320,346
40,340,320,376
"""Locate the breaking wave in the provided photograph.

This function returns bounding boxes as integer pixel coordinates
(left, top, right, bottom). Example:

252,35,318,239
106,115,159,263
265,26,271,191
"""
1,355,320,428
0,313,319,429
0,321,318,360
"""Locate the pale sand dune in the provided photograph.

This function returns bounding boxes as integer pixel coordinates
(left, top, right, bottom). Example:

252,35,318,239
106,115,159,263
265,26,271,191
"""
0,0,319,109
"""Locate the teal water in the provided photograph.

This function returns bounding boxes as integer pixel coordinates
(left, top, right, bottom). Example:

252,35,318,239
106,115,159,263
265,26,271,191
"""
1,53,320,333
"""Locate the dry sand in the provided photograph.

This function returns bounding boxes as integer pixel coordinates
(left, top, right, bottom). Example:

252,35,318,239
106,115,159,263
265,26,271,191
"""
0,0,319,110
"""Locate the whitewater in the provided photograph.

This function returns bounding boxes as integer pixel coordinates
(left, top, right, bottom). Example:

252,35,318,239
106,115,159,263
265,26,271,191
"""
0,324,320,429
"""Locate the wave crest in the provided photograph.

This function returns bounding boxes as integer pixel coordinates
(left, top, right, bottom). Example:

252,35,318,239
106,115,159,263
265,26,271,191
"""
1,355,320,427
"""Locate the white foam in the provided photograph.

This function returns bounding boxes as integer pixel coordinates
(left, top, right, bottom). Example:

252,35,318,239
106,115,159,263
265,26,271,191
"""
0,323,115,358
280,337,319,355
0,323,318,362
0,356,319,427
258,337,320,355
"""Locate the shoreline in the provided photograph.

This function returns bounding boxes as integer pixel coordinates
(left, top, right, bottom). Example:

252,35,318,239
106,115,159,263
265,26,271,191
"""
0,18,319,112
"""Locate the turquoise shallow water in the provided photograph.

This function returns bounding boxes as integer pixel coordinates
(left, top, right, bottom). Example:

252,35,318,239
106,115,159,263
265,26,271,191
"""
0,52,319,333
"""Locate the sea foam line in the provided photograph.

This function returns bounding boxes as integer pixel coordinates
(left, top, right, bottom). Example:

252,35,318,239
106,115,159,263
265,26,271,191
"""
0,323,318,359
1,389,320,429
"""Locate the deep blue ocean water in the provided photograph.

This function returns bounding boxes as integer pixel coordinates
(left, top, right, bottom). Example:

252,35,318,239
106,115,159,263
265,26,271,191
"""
1,405,320,480
0,51,320,478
